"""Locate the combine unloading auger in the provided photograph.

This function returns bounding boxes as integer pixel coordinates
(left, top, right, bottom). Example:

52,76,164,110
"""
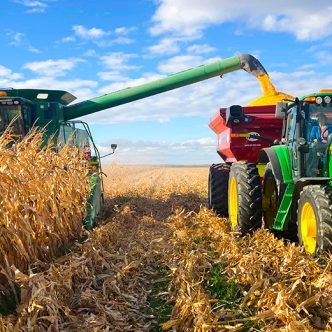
62,54,290,120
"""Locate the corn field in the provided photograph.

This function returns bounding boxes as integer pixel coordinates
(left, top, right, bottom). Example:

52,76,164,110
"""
0,163,332,331
0,132,90,291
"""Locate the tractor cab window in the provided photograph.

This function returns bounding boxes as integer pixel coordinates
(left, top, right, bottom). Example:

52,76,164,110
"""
305,103,332,176
285,107,299,173
286,107,297,142
307,103,332,143
0,105,25,137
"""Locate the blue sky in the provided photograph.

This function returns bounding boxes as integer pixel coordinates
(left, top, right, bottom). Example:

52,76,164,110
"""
2,0,332,164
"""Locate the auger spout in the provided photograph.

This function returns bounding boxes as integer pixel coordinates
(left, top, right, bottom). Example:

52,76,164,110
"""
63,54,273,120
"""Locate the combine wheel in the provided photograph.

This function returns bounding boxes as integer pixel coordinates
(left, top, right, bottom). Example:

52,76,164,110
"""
298,185,332,254
208,163,230,216
228,162,262,234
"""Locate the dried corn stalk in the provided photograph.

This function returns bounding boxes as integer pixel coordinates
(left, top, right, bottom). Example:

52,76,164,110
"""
0,130,90,284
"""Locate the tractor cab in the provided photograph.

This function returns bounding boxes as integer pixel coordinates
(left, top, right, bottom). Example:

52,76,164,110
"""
279,91,332,179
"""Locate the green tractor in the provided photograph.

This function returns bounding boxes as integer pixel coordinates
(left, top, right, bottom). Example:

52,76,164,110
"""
260,91,332,254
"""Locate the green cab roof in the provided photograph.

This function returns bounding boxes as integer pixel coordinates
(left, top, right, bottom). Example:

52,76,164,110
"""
0,89,76,105
299,90,332,101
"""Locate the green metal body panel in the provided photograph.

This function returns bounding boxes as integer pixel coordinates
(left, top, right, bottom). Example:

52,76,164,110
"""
273,183,295,231
266,145,294,230
271,145,293,184
85,175,102,229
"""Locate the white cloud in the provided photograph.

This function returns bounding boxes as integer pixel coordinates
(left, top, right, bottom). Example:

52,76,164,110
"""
114,26,137,35
157,55,212,74
0,65,23,81
61,25,135,47
147,38,181,55
6,31,41,53
100,52,139,71
111,37,135,45
73,25,110,40
313,51,332,65
150,0,332,41
61,36,76,43
14,0,48,13
186,44,217,55
8,32,24,46
23,58,84,77
97,71,129,82
84,49,97,57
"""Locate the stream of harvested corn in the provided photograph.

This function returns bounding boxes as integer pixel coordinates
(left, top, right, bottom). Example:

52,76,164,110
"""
1,165,332,331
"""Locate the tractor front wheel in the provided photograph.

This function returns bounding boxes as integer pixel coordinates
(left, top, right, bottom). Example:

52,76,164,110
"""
228,162,262,234
298,185,332,254
208,163,230,216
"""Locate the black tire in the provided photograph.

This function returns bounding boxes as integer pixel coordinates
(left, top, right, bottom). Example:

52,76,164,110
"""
208,163,230,216
298,185,332,254
228,162,262,234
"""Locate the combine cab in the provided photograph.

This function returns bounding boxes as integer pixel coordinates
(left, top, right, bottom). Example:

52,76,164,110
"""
0,90,112,228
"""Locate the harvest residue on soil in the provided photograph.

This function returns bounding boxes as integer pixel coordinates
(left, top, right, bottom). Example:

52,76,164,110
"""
1,165,332,331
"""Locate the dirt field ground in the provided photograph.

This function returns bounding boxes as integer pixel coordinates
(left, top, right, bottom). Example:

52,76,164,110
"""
1,164,332,331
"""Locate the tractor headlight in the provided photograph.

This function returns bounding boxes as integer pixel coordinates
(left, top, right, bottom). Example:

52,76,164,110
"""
324,96,331,104
316,96,323,104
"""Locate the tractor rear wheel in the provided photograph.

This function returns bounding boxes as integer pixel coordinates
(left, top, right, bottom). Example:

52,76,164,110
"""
228,162,262,234
208,163,230,216
298,185,332,254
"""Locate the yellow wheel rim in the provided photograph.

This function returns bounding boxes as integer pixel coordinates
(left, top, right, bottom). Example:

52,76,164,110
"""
229,176,238,229
300,202,317,254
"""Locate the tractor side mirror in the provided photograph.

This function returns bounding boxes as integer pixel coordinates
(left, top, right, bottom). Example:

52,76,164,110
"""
275,102,288,118
111,143,117,152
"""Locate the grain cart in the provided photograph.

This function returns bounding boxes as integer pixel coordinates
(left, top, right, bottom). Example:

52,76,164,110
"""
0,54,276,228
208,84,332,254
